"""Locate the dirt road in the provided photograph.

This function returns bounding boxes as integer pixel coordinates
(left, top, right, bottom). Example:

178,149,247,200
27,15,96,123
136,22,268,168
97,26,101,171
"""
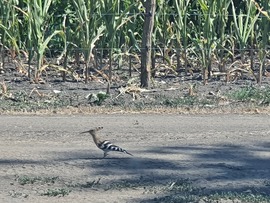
0,114,269,202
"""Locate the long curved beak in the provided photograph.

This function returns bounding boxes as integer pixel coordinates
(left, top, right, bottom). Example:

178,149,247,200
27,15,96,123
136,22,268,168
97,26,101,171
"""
80,130,90,134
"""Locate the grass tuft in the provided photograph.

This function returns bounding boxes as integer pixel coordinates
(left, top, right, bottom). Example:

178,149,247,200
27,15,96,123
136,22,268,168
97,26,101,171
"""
68,178,102,189
207,192,270,203
16,175,58,185
41,188,71,197
161,96,214,107
228,86,270,105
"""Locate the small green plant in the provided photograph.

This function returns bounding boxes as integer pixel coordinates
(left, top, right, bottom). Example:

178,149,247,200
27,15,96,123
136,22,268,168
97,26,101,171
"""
105,180,141,191
162,96,197,107
207,192,270,203
83,178,101,188
68,178,102,189
228,86,270,104
41,188,71,197
161,95,213,107
87,91,110,105
17,176,39,185
153,194,198,203
16,175,58,185
147,179,200,203
165,178,199,193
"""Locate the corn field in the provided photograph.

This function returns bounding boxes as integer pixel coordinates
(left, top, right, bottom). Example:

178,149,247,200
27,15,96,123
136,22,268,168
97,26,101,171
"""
0,0,270,86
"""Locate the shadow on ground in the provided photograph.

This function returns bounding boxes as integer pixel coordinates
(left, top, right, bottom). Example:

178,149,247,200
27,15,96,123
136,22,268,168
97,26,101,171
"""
2,142,270,202
47,141,270,202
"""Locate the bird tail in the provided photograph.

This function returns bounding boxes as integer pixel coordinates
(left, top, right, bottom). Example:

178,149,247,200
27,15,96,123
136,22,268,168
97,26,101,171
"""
112,146,133,156
123,150,133,156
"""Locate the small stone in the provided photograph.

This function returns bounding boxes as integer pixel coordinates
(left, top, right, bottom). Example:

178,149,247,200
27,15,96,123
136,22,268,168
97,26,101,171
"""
22,193,28,198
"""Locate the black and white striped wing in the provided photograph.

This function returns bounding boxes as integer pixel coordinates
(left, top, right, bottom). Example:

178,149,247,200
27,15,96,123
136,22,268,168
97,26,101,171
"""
98,140,133,156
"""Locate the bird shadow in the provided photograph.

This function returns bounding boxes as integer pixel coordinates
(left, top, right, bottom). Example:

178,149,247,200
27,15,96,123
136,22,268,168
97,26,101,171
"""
61,157,132,161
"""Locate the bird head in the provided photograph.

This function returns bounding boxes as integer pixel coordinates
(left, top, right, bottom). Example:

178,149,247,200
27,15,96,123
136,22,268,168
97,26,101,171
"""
80,126,103,136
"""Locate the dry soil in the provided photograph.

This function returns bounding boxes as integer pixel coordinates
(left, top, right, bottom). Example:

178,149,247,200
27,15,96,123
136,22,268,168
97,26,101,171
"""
0,114,270,202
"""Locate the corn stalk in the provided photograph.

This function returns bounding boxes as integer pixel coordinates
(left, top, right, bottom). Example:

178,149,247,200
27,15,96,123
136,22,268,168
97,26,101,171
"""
0,0,20,68
72,0,105,83
100,0,138,85
173,0,190,74
231,0,259,63
151,0,170,77
256,0,270,84
24,0,64,83
214,0,231,72
126,3,142,77
194,0,217,84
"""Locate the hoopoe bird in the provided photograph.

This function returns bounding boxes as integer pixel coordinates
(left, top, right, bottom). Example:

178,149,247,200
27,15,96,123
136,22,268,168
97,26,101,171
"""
80,126,133,158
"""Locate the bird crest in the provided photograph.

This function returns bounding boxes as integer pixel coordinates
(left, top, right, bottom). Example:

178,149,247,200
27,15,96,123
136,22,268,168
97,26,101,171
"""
80,126,103,135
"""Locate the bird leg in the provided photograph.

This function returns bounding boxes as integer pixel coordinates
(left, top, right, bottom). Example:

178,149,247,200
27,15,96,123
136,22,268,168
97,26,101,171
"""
103,151,109,158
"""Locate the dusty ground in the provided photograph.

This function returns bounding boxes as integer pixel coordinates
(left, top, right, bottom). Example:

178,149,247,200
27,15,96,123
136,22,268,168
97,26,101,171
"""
0,114,270,203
